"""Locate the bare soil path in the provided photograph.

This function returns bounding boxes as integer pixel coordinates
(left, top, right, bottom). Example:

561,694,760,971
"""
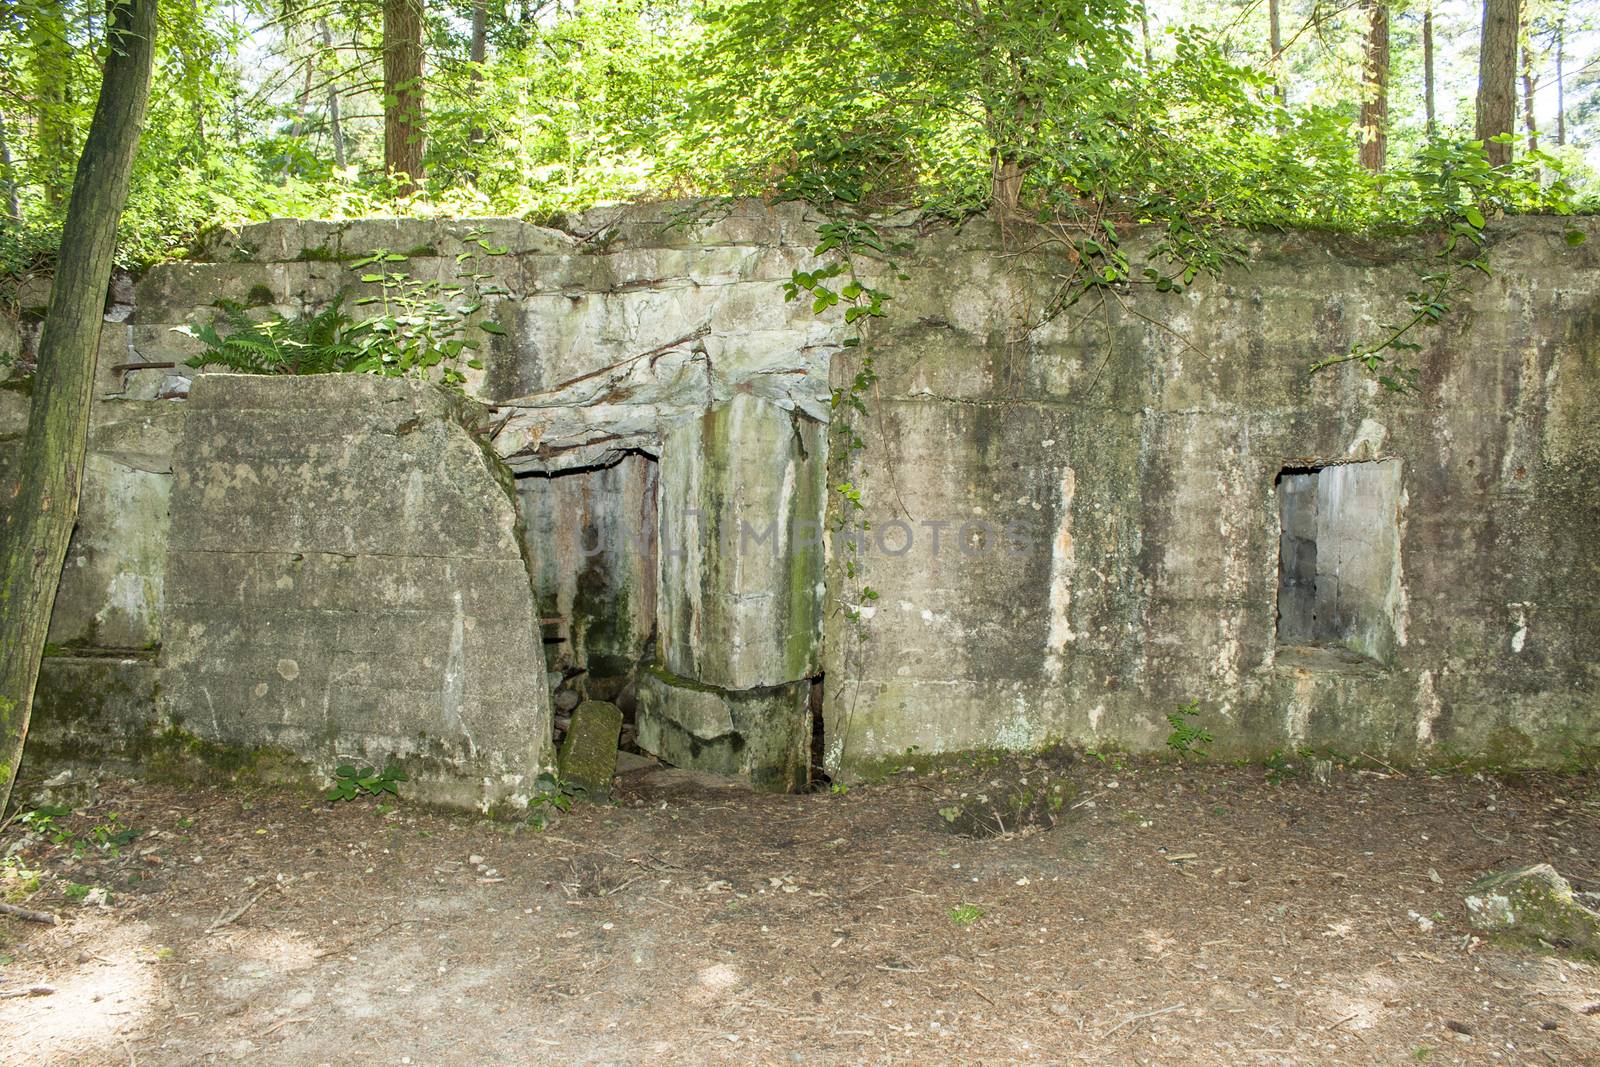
2,756,1597,1065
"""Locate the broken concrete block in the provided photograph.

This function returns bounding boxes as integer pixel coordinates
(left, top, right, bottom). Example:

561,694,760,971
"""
634,666,809,792
1464,864,1600,960
558,700,623,800
657,394,826,691
158,374,553,812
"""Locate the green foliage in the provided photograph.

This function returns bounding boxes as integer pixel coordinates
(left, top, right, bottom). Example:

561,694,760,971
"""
1,0,1595,400
527,771,583,830
949,903,984,926
325,763,406,802
1165,700,1212,760
19,805,140,856
182,296,372,375
182,252,500,385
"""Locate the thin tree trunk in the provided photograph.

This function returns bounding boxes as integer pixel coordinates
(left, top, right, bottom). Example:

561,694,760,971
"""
1521,42,1538,154
320,20,346,167
991,153,1025,217
0,110,20,222
1139,3,1153,70
1423,4,1437,138
383,0,426,193
1268,0,1285,106
0,0,157,816
1358,0,1389,173
469,0,488,145
1555,18,1565,145
1475,0,1518,166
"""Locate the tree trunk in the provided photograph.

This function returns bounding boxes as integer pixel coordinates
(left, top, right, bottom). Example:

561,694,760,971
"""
1522,42,1538,154
990,152,1025,218
0,109,20,222
1475,0,1518,166
1555,17,1565,146
1268,0,1285,106
1139,3,1153,70
383,0,426,193
469,0,488,145
320,19,346,167
0,0,157,816
1423,4,1437,138
1358,0,1389,173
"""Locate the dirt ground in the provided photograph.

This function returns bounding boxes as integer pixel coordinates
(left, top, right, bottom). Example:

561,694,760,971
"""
2,753,1598,1066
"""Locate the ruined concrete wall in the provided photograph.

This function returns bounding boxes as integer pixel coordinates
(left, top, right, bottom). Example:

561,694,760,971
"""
157,375,551,810
825,217,1600,776
15,203,1599,795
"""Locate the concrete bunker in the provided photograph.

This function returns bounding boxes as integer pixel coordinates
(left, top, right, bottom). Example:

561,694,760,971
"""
13,206,1599,807
1274,459,1403,666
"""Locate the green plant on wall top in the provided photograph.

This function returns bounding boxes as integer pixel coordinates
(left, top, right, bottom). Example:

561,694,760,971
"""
182,237,509,386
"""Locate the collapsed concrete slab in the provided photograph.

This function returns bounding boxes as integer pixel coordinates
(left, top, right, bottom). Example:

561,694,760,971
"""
634,667,809,792
157,374,552,810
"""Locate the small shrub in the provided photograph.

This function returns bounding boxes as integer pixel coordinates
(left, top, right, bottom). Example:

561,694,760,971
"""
1165,700,1213,759
325,764,406,802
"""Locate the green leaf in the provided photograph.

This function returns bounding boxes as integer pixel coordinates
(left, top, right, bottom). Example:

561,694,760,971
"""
1463,206,1485,229
1565,229,1587,248
478,321,508,335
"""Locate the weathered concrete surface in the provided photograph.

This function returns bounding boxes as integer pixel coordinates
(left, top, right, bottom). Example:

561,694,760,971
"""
634,667,810,792
657,394,826,690
825,217,1600,778
45,402,182,650
157,375,552,810
519,451,657,699
21,206,1599,793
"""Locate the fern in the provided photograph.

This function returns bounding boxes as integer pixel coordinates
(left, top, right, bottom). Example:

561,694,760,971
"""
182,296,373,376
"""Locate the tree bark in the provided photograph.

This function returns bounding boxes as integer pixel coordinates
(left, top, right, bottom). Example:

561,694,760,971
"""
1358,0,1389,173
1475,0,1518,166
0,0,157,816
0,109,20,222
320,20,346,167
1522,42,1538,154
383,0,426,193
1555,17,1565,146
1423,4,1437,138
1139,3,1153,70
1268,0,1285,106
469,0,488,145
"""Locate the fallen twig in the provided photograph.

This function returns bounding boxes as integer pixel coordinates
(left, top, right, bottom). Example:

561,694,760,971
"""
205,886,271,934
0,984,55,998
1358,751,1407,778
1101,1002,1186,1038
0,902,58,925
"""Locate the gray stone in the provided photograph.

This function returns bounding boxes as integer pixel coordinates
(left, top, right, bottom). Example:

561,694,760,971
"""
557,700,623,800
657,394,826,691
1465,864,1600,960
46,401,182,650
635,667,810,792
157,374,552,811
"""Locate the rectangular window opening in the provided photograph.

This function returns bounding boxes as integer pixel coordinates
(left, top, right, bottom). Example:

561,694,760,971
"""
1274,459,1402,667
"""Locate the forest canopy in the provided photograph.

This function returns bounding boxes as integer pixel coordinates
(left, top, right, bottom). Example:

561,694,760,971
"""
0,0,1596,275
